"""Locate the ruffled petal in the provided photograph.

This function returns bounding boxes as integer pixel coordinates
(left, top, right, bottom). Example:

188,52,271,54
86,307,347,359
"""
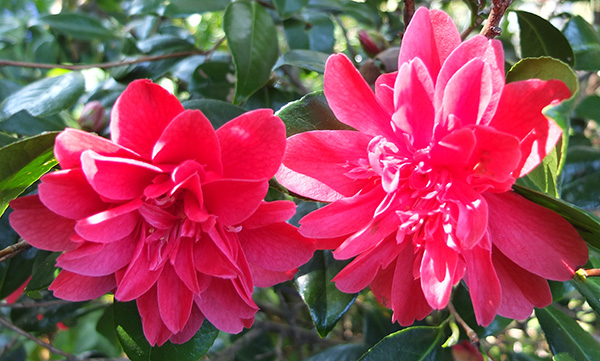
485,191,588,281
115,242,162,301
241,201,296,229
9,195,78,252
152,110,222,173
158,263,194,334
462,242,501,326
137,285,173,347
74,199,142,243
444,181,488,249
81,150,163,201
281,130,373,199
275,163,345,202
375,72,396,115
248,263,296,288
202,178,268,226
173,237,200,294
420,241,458,309
216,109,286,180
49,271,116,301
169,305,205,344
324,54,395,139
110,79,184,159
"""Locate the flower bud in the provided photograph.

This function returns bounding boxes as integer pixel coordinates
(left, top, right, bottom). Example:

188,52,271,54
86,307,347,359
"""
358,30,388,57
78,101,107,133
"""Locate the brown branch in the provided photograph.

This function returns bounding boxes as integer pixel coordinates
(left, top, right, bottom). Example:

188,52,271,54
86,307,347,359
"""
0,50,207,71
0,300,72,309
480,0,513,39
448,301,480,346
0,240,31,264
404,0,415,29
0,317,76,360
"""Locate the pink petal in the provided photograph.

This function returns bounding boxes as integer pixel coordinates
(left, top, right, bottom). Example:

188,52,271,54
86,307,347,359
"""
158,263,194,333
169,305,205,344
467,126,521,186
437,59,492,134
488,79,570,177
56,235,137,276
81,150,163,200
275,164,346,202
238,222,314,272
493,247,552,320
420,241,458,309
248,263,296,288
241,201,296,229
49,271,116,301
434,36,504,127
115,242,162,301
173,237,200,294
152,110,222,173
462,242,501,326
281,130,373,199
38,169,108,220
485,191,588,280
324,54,395,139
9,195,78,252
194,233,241,279
299,186,385,238
216,109,286,180
202,178,268,226
110,79,184,159
74,199,142,243
375,72,396,115
195,278,258,334
430,127,476,168
444,181,488,249
137,285,173,346
392,58,435,149
398,8,461,81
54,128,140,170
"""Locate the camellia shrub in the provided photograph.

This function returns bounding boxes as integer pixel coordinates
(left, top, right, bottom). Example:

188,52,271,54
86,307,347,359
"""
1,0,600,360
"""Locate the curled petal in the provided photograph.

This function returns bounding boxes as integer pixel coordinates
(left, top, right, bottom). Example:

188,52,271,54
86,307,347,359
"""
241,201,297,229
49,271,116,301
462,243,501,326
56,235,136,276
75,199,142,243
202,178,268,226
137,285,173,347
158,263,194,333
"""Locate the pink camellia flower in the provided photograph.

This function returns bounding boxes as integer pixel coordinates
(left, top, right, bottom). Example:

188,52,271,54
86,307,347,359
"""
9,79,314,346
276,8,588,326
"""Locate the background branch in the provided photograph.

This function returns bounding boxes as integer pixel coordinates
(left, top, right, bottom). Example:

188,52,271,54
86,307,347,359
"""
0,240,31,263
480,0,513,38
0,317,76,360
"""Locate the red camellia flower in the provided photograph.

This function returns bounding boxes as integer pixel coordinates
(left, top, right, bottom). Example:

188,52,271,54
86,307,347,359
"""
276,8,588,326
9,80,314,346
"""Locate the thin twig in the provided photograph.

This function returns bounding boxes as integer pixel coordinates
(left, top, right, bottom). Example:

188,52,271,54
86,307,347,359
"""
404,0,415,29
0,317,76,360
579,268,600,278
0,240,31,264
448,302,480,346
0,50,207,71
0,300,72,309
480,0,513,39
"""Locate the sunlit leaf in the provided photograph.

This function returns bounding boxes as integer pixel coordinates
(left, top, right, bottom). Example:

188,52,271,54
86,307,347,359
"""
562,15,600,71
515,11,574,67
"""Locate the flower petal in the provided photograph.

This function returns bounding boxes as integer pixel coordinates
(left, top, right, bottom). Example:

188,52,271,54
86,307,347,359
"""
462,243,501,326
485,191,588,280
9,195,78,252
169,306,205,344
115,242,162,301
217,109,285,180
420,241,458,309
49,271,116,301
74,199,142,243
81,150,163,201
248,263,296,288
281,130,372,199
137,285,173,347
375,72,396,115
152,110,222,173
444,181,488,249
158,263,194,333
110,79,184,158
241,201,296,229
324,54,395,139
56,235,136,276
202,178,268,226
276,163,345,202
38,169,108,220
173,237,200,294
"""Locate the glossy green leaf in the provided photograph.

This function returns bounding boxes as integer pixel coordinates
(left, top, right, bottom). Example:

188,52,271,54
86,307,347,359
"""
276,91,353,136
554,353,577,361
561,146,600,210
358,325,446,361
513,184,600,250
114,301,218,361
571,275,600,316
0,132,59,217
37,13,116,40
182,99,246,129
0,111,66,135
25,251,59,292
274,49,330,73
189,60,235,102
224,1,279,104
0,211,35,300
295,250,357,337
515,11,574,67
0,72,85,120
536,306,600,360
283,14,335,53
506,57,577,96
306,343,370,361
273,0,309,19
562,16,600,71
164,0,231,16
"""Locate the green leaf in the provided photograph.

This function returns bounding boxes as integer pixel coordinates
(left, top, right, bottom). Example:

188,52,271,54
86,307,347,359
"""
0,73,85,121
513,184,600,250
26,251,59,292
276,91,353,137
561,146,600,210
0,132,59,217
37,13,116,40
515,11,574,67
189,60,235,102
358,325,446,361
164,0,231,16
571,275,600,317
451,284,513,337
224,1,279,104
283,13,335,53
274,49,330,73
0,111,66,135
306,343,370,361
273,0,309,19
0,211,35,300
554,353,578,361
536,306,600,360
114,301,218,361
506,57,577,96
182,99,246,129
295,250,358,337
574,95,600,122
562,16,600,71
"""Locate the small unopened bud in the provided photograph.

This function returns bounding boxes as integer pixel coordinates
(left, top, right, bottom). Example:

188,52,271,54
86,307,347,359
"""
78,101,107,133
358,30,388,57
452,341,484,361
